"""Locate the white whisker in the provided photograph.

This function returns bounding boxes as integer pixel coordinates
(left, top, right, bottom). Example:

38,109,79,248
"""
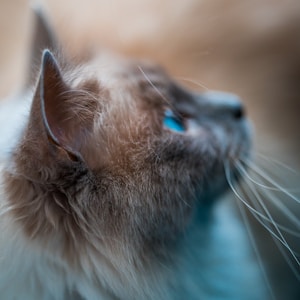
235,163,300,266
235,189,276,300
174,77,210,91
224,162,280,226
241,158,300,204
271,234,300,281
138,66,172,107
239,185,300,237
236,161,300,229
236,161,285,191
256,152,300,175
224,161,300,268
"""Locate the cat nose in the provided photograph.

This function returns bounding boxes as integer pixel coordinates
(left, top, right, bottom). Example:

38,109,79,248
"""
203,91,245,120
230,101,244,120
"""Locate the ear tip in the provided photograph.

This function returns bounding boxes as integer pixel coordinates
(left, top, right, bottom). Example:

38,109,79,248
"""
42,49,54,63
41,49,61,77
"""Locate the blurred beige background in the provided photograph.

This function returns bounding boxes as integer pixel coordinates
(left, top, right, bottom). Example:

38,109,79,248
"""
0,0,299,298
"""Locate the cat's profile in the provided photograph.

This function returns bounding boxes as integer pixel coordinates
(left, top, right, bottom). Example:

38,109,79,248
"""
0,10,269,300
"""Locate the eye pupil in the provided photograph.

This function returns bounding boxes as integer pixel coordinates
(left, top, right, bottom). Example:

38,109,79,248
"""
163,109,185,132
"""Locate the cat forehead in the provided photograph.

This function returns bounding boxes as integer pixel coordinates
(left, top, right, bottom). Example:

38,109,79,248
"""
71,55,171,92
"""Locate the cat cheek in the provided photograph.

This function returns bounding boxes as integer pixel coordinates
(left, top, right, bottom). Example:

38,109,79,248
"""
184,119,209,138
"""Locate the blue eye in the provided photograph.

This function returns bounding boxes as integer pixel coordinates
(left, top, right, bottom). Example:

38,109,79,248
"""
163,109,185,132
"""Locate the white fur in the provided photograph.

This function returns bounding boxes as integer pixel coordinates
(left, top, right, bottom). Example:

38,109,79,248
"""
0,188,116,300
0,91,31,163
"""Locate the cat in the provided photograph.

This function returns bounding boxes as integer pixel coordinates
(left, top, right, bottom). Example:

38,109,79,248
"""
0,9,270,300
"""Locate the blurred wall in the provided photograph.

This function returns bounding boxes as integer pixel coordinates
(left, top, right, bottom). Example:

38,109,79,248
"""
0,0,32,96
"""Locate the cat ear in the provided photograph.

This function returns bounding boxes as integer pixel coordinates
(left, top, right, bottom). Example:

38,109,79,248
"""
39,50,84,161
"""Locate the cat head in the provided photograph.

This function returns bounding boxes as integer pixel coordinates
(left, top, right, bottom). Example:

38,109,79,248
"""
4,49,251,295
